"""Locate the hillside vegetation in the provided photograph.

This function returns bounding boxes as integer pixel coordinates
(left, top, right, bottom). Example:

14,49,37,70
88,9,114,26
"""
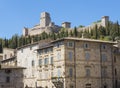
0,21,120,53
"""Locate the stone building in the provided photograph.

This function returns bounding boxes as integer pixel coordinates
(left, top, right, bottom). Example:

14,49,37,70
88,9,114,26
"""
1,48,17,66
0,66,25,88
23,12,71,36
16,39,52,88
15,37,119,88
0,37,119,88
113,41,120,88
23,12,110,37
35,37,116,88
0,48,25,88
77,16,109,32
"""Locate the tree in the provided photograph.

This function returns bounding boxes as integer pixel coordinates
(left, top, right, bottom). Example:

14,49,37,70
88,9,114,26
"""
64,30,69,37
69,30,73,37
73,27,78,37
0,42,3,53
94,25,98,39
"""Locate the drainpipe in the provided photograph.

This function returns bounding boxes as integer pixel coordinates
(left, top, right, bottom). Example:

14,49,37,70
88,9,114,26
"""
74,41,76,88
111,45,114,88
99,44,102,88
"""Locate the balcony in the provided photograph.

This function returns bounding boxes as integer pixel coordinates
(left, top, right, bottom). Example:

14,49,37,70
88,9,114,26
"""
51,77,64,88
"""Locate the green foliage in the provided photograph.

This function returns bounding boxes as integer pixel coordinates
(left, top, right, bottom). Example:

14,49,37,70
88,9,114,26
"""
73,27,78,37
79,25,85,28
0,41,3,53
103,36,112,41
0,20,120,51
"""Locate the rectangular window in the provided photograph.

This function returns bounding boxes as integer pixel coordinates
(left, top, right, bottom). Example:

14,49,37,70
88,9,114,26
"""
6,76,10,83
57,69,61,77
102,67,107,77
69,68,73,77
39,59,42,66
32,60,35,67
114,56,116,63
115,69,117,76
68,52,73,61
67,41,74,47
101,54,107,62
86,69,90,77
51,57,53,64
44,58,49,65
101,44,106,49
85,53,90,60
86,84,91,88
38,50,42,55
70,85,74,88
84,43,89,49
57,52,61,59
103,85,107,88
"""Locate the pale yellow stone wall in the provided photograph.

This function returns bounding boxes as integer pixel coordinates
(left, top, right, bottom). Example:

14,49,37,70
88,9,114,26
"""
64,40,113,88
3,48,15,60
35,39,115,88
36,43,65,88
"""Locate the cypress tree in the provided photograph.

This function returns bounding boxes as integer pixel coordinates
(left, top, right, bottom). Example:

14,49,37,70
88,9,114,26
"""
73,27,78,37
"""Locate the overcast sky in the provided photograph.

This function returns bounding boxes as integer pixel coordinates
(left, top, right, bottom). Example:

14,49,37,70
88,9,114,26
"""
0,0,120,38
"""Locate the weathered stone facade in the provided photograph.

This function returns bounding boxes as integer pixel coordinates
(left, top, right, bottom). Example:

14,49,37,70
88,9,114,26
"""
23,12,71,36
0,37,120,88
77,16,109,32
0,67,25,88
23,12,109,37
1,48,16,66
17,37,118,88
113,41,120,88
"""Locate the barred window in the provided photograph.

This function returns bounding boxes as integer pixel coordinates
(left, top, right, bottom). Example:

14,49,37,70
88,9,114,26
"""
67,41,74,47
85,53,90,60
68,52,73,61
86,69,90,77
69,68,73,77
101,54,107,62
